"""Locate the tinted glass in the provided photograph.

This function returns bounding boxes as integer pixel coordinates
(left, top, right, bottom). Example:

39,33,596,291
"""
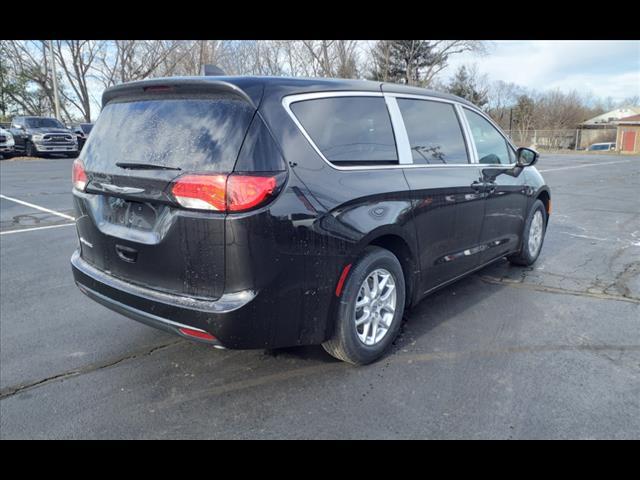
397,99,469,164
25,118,65,129
81,98,254,173
81,124,93,134
464,109,511,165
291,97,397,164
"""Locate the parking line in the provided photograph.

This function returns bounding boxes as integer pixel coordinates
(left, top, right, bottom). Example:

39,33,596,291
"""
0,223,76,235
538,160,631,172
0,194,75,221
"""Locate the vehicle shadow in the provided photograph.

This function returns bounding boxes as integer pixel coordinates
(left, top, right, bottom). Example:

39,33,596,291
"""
268,260,515,363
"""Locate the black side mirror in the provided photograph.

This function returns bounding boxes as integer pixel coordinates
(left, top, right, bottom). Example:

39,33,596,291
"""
517,147,539,167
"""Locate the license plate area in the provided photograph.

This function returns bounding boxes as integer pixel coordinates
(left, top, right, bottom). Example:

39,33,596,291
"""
104,196,159,232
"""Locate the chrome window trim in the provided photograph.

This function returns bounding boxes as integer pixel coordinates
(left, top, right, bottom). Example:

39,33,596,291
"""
282,90,482,171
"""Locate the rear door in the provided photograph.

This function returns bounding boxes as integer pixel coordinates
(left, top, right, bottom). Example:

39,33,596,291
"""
74,87,257,300
394,96,485,293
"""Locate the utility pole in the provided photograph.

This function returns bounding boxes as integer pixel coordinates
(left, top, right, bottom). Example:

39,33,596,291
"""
509,108,513,138
49,40,61,121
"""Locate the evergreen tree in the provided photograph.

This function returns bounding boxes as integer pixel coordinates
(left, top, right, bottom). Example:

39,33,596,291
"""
446,65,488,108
369,40,437,85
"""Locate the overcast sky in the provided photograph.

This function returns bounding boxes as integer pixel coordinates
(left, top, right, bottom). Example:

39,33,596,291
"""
440,40,640,102
79,40,639,121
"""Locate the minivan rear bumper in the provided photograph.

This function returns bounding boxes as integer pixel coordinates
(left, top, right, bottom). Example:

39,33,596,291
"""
71,249,259,348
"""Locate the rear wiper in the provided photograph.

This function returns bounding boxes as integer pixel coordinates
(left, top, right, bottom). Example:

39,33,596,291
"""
116,162,181,171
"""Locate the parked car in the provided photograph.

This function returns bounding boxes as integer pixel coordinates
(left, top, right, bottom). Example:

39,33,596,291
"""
587,142,616,151
69,123,94,151
0,127,15,158
10,116,78,157
71,77,551,365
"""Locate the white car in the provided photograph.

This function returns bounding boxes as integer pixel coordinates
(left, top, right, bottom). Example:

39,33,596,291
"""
587,142,616,151
0,127,15,158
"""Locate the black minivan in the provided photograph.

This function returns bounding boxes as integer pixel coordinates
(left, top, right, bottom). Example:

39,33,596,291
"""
71,76,550,364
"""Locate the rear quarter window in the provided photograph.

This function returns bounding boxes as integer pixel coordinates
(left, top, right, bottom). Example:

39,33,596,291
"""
81,97,255,173
290,96,398,166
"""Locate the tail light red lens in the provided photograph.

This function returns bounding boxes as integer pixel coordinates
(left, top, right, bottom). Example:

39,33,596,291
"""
72,158,88,191
227,175,277,212
171,174,279,212
171,174,227,211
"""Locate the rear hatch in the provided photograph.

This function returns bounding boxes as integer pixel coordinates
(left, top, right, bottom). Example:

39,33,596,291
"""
74,80,258,300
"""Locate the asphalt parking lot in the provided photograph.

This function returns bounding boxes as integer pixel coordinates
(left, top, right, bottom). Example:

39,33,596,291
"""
1,153,639,439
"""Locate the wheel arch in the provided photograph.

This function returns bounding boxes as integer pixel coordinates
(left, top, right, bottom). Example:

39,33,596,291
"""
535,187,551,221
351,228,419,310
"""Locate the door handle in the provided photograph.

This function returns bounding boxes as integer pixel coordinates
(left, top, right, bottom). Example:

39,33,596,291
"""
471,181,485,192
115,244,138,263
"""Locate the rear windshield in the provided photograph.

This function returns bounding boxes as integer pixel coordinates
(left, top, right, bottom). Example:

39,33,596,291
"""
81,97,255,173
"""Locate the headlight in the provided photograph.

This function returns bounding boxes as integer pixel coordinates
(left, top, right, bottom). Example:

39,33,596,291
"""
32,134,44,142
7,133,14,146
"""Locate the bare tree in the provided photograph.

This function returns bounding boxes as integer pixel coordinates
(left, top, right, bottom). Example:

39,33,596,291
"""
51,40,105,122
421,41,486,86
95,40,180,88
0,40,76,120
486,80,525,129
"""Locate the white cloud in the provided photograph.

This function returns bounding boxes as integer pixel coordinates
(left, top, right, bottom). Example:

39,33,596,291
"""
441,40,640,102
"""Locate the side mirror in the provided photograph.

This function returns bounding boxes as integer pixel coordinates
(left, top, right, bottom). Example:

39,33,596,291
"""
13,124,23,130
517,147,539,167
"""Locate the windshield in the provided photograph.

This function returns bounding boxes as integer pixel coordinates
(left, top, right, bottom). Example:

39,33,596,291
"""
25,118,65,129
81,97,255,174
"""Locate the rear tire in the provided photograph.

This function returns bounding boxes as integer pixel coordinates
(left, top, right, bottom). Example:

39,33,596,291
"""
322,246,406,365
508,199,547,266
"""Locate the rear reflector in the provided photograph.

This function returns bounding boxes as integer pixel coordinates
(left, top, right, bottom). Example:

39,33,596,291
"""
178,327,217,341
72,158,88,191
171,173,278,212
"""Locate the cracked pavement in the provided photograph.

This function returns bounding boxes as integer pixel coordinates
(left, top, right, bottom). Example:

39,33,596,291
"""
1,153,639,439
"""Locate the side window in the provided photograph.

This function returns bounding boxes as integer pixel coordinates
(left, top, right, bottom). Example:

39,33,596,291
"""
290,96,398,165
464,108,511,165
397,98,469,164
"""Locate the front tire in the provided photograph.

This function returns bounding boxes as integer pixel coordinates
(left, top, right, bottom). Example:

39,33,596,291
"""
322,246,406,365
25,141,38,158
508,199,547,266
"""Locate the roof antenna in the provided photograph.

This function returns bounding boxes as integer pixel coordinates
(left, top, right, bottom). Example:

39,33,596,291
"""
201,64,226,76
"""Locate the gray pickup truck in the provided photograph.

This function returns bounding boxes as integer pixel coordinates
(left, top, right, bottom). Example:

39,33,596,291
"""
10,116,78,157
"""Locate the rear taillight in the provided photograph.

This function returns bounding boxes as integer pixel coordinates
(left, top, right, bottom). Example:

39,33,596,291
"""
227,175,277,212
171,173,279,212
72,158,87,191
171,174,227,211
